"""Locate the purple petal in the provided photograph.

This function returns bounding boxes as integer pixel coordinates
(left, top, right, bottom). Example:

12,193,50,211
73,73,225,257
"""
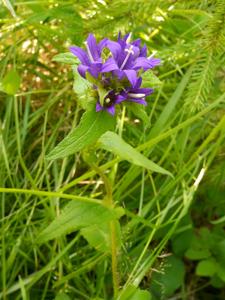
101,58,119,73
77,64,89,78
129,98,147,105
98,38,108,51
120,45,140,69
132,45,140,59
133,57,151,70
106,40,122,61
69,46,89,65
112,69,124,80
107,105,115,115
86,34,100,61
88,66,100,78
96,102,103,112
132,39,141,48
124,70,138,87
133,57,160,71
148,57,161,67
117,39,127,51
133,88,153,96
123,33,130,42
86,62,102,78
140,44,147,57
134,77,142,88
115,94,127,104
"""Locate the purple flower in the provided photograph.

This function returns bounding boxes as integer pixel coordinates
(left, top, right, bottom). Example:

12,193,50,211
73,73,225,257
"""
96,90,126,115
96,78,153,115
101,33,161,87
69,33,160,116
69,34,107,78
122,77,153,106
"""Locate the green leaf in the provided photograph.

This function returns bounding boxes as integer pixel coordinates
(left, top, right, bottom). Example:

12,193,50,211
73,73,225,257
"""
217,265,225,282
98,131,172,176
72,69,94,109
86,72,99,86
81,223,111,253
98,86,109,107
214,240,225,265
55,292,71,300
47,107,116,160
150,255,185,297
196,259,217,277
1,69,21,95
73,67,92,96
130,290,152,300
185,248,211,260
118,286,152,300
38,201,117,243
52,52,79,65
127,102,149,125
81,220,121,253
185,227,212,260
172,229,193,256
211,275,225,288
141,70,162,88
85,73,108,106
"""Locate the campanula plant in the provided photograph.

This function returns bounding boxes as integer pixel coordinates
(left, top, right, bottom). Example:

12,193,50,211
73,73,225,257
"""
46,33,171,299
47,32,165,161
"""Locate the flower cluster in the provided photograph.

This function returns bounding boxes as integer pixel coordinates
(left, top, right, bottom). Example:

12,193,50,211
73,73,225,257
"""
70,33,160,115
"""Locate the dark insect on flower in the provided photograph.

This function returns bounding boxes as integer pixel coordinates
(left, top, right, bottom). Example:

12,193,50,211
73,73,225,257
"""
70,33,160,115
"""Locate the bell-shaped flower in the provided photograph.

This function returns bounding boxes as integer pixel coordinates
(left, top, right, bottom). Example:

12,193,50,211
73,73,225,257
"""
69,33,160,116
101,33,160,87
96,78,153,115
69,34,107,78
96,90,127,115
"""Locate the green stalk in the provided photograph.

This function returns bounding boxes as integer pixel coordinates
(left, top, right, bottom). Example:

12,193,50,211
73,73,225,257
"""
0,188,101,205
90,163,119,298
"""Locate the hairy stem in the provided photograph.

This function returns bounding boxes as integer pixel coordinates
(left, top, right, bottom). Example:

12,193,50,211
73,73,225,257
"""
90,163,119,297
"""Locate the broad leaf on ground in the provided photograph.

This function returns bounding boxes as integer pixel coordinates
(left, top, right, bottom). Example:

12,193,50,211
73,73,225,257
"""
196,259,217,277
150,255,185,297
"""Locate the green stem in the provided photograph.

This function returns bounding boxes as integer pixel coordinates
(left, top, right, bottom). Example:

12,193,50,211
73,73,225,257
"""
110,220,119,298
90,163,119,297
0,187,101,205
110,107,126,185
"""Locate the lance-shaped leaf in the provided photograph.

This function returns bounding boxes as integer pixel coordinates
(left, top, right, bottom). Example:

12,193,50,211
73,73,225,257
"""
81,220,122,253
98,131,172,176
47,107,116,160
37,201,117,243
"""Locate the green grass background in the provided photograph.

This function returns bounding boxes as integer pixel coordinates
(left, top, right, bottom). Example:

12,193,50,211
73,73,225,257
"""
0,0,225,299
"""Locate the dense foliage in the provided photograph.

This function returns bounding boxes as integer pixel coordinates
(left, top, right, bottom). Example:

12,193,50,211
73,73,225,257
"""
0,0,225,299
